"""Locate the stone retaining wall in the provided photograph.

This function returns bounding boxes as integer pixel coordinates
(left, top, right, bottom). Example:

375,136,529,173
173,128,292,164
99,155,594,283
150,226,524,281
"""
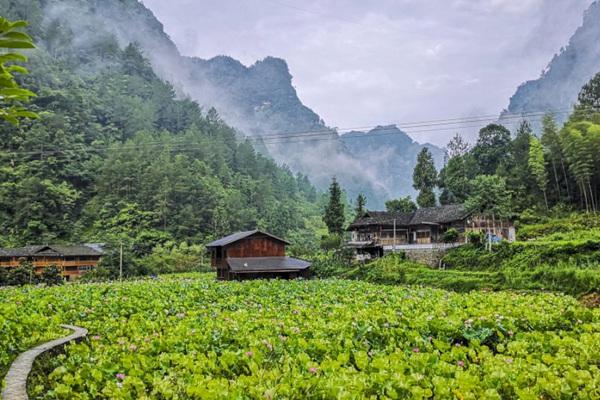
402,248,449,267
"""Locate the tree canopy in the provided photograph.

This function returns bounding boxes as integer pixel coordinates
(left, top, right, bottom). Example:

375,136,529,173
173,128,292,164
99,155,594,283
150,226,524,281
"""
323,177,345,235
413,148,437,208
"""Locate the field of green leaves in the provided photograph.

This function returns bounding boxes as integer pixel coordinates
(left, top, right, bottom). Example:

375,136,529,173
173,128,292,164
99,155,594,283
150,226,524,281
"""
1,274,599,399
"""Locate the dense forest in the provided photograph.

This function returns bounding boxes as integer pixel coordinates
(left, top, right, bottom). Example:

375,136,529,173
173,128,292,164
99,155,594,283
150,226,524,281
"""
371,75,600,218
0,8,322,274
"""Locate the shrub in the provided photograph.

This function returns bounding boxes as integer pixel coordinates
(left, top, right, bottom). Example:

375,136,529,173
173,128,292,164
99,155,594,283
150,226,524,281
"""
80,266,113,283
140,242,210,275
308,251,352,278
442,228,459,243
466,231,484,246
8,262,36,286
0,267,8,286
320,234,342,250
39,265,63,286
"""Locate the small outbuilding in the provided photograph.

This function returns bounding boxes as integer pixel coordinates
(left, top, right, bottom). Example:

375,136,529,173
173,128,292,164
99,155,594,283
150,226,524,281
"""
206,230,311,280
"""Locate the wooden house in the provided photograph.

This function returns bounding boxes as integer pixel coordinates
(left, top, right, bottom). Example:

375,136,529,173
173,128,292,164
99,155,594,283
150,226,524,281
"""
0,244,104,280
206,230,311,280
347,204,515,260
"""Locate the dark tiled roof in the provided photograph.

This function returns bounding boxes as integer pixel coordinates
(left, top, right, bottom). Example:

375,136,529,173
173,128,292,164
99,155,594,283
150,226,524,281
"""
348,211,413,229
349,204,469,229
206,230,290,248
227,257,311,272
0,244,103,258
409,204,469,225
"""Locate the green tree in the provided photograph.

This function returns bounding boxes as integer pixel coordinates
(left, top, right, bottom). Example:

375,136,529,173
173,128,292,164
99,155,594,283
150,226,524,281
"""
577,70,600,110
438,153,475,205
0,17,38,125
472,124,511,175
560,122,598,212
504,120,535,211
40,265,63,286
385,196,417,213
8,260,35,286
445,133,470,159
323,177,345,235
354,193,367,218
465,175,511,218
413,148,437,208
528,136,549,210
541,114,570,203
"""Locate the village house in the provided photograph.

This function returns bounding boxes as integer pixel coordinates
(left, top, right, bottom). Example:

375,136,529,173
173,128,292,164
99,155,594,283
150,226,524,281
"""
206,230,311,280
347,204,515,261
0,244,104,280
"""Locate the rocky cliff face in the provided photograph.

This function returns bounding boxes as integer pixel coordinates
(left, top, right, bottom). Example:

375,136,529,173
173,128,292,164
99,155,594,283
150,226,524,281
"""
502,1,600,129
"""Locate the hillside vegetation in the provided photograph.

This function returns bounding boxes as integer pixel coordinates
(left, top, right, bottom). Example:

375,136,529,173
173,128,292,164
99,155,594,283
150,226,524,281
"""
313,214,600,296
0,6,322,274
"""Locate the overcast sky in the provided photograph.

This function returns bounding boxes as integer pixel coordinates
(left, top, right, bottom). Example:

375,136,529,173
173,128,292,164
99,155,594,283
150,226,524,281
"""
141,0,593,145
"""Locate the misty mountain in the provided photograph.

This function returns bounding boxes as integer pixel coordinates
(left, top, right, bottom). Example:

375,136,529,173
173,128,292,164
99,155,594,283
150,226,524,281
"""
501,0,600,130
341,126,445,200
10,0,443,207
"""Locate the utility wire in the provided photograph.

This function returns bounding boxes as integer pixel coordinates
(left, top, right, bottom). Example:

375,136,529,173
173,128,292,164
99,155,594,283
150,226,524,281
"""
5,105,587,159
0,109,578,162
1,107,594,159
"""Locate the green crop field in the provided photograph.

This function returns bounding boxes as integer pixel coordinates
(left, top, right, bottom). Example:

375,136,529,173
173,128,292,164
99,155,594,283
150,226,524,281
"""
1,274,599,399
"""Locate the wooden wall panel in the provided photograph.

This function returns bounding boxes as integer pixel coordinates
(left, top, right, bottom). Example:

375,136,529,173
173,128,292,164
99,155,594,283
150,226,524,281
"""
226,237,286,258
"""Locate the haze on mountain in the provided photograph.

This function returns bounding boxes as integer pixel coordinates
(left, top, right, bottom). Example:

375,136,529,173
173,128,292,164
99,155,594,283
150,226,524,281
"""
27,0,448,207
8,0,600,208
143,0,593,143
502,0,600,130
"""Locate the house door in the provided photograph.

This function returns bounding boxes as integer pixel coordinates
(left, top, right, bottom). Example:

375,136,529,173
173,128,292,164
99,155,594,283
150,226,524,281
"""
416,230,431,244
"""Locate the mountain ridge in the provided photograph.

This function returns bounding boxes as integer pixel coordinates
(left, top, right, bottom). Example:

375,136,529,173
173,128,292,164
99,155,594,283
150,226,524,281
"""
501,0,600,129
11,0,444,207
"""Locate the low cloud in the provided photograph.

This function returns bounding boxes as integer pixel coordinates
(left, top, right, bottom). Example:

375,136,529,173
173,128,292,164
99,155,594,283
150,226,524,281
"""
142,0,593,145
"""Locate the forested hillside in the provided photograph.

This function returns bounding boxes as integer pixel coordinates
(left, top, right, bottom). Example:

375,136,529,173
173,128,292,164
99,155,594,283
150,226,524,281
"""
0,0,445,208
0,3,321,258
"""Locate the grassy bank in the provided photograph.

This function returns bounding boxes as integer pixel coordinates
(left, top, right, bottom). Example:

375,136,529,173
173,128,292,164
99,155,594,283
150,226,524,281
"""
311,214,600,296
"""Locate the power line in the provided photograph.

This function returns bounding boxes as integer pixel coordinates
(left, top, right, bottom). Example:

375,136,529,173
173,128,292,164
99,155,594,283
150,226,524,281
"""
1,107,594,159
248,109,576,144
10,105,589,159
0,107,583,161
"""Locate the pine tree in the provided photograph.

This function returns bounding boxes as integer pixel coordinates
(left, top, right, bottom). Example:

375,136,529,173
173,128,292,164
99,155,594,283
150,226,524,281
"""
577,71,600,110
528,136,549,210
355,193,366,218
323,177,345,235
413,148,437,208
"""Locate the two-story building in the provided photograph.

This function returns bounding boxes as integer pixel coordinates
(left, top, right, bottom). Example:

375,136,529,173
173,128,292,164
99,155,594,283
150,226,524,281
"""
0,244,104,280
206,230,311,280
347,204,515,260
